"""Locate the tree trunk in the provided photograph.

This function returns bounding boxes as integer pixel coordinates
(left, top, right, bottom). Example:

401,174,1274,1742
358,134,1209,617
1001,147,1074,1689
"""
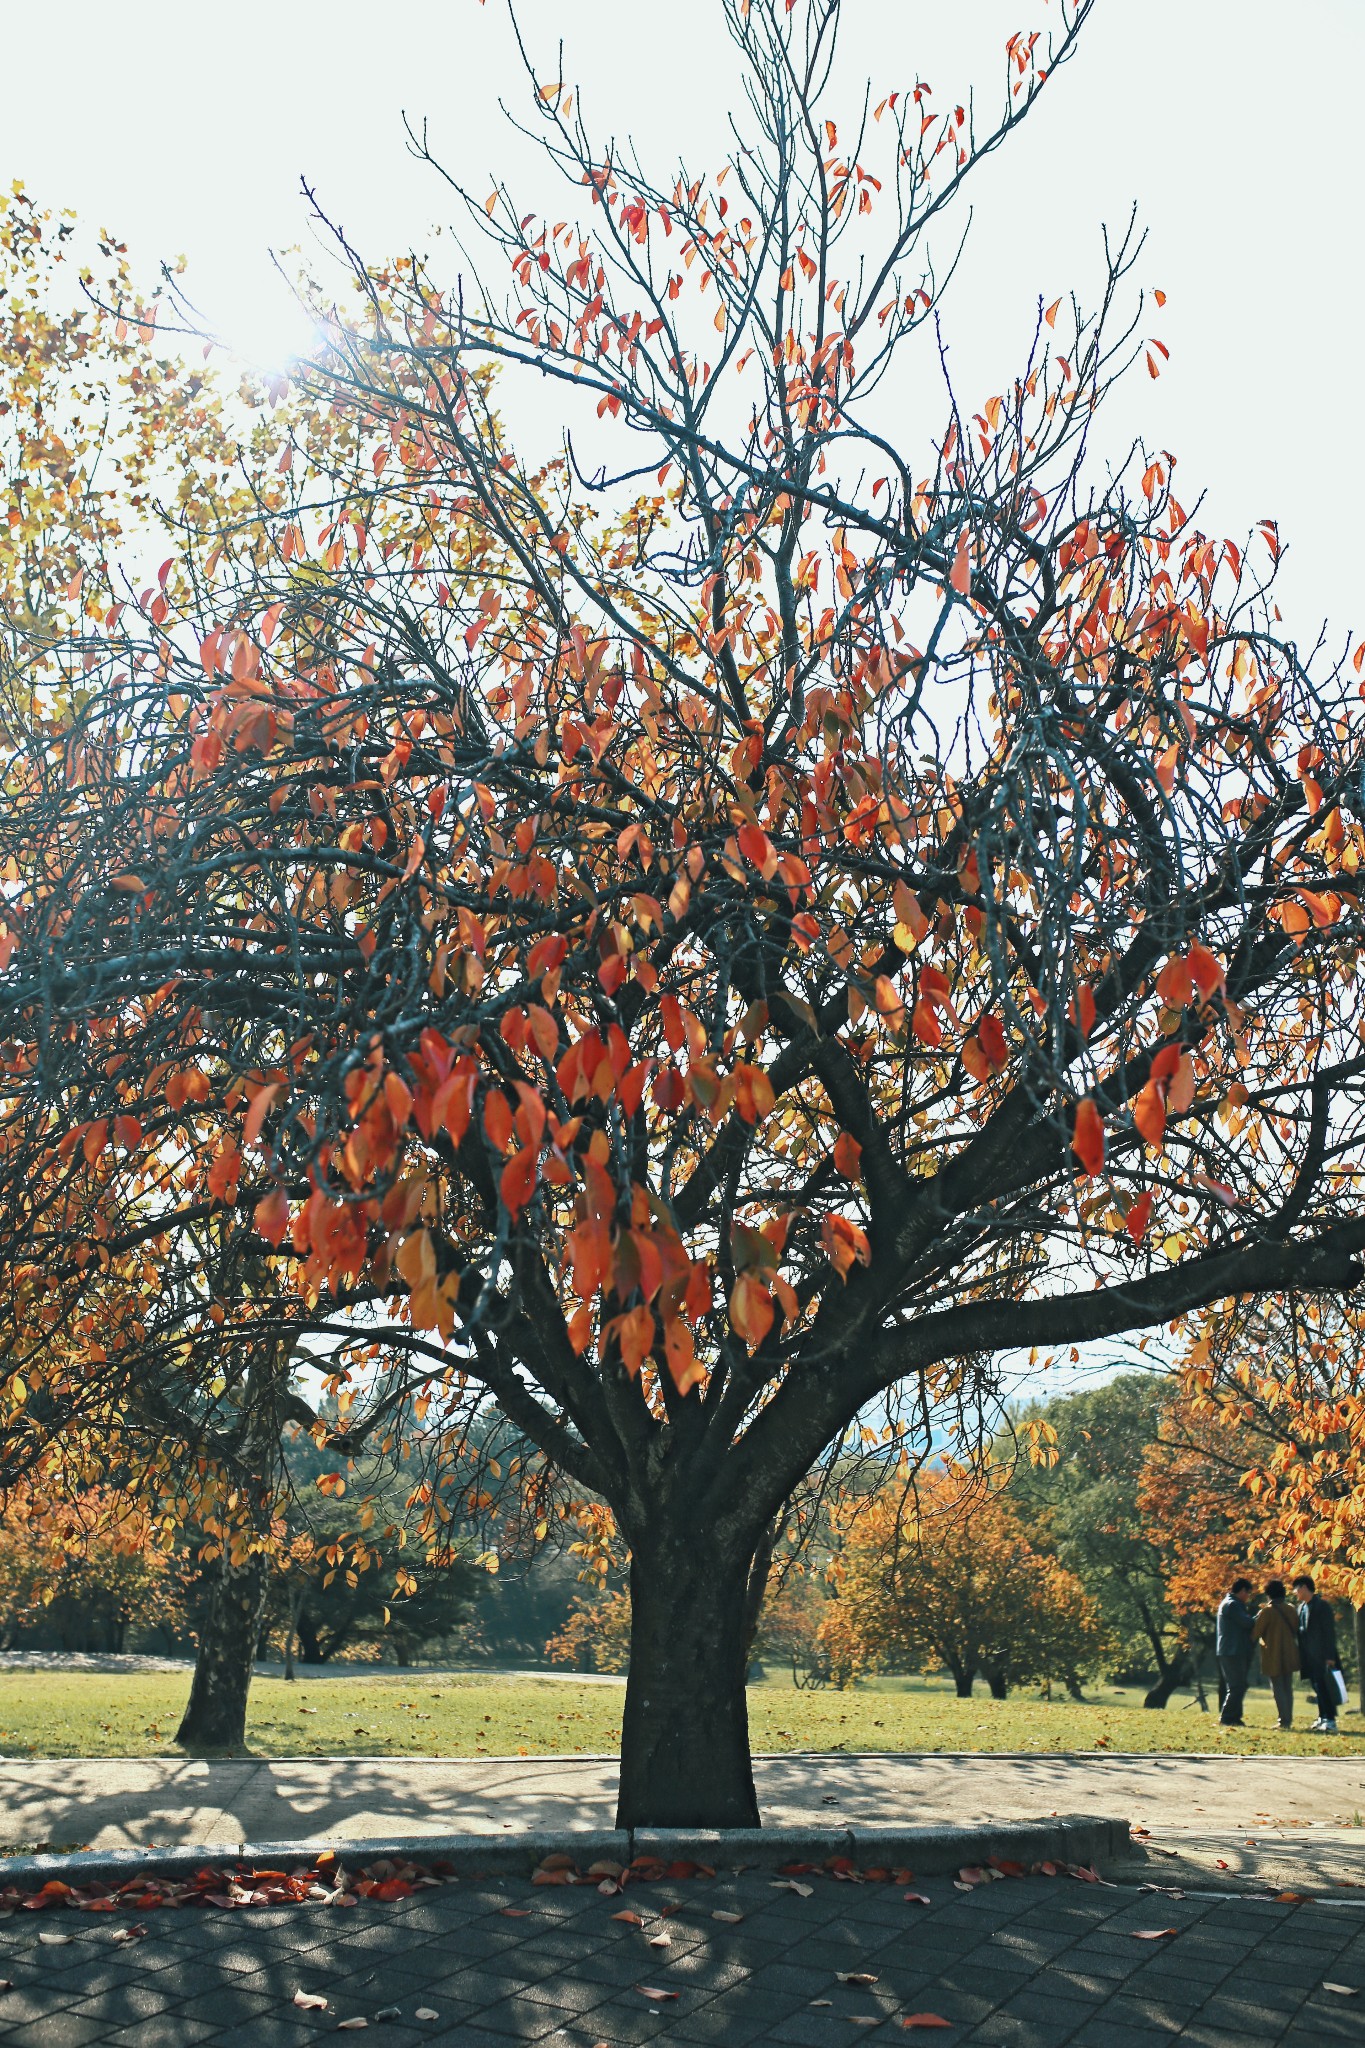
1142,1647,1194,1709
615,1534,760,1830
948,1659,975,1698
175,1548,269,1752
296,1613,323,1663
985,1665,1008,1700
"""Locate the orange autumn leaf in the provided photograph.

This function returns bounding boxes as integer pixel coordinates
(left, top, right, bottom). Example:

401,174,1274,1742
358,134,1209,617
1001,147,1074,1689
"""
833,1132,863,1180
730,1271,775,1349
1071,1098,1104,1178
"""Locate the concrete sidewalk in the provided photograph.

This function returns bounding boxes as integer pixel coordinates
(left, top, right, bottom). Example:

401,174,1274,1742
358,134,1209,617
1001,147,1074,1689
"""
4,1752,1365,1883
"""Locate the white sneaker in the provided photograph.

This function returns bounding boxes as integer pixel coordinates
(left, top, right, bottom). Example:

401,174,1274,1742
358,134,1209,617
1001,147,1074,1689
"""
1309,1718,1329,1732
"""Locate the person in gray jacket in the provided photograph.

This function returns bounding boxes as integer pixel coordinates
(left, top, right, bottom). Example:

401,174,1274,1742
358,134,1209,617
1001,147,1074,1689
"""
1214,1578,1255,1726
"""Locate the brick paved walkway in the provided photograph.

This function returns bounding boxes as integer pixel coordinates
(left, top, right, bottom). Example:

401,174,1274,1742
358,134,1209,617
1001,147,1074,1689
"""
0,1865,1362,2047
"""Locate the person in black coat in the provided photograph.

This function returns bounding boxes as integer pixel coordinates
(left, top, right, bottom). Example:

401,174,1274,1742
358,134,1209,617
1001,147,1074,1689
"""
1292,1574,1343,1733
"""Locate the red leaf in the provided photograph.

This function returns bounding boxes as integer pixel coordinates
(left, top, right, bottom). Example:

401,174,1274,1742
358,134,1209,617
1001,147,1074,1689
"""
1132,1081,1167,1149
949,533,971,595
901,2018,953,2031
1124,1191,1153,1246
833,1133,863,1180
1071,1098,1104,1177
254,1187,290,1247
501,1146,540,1220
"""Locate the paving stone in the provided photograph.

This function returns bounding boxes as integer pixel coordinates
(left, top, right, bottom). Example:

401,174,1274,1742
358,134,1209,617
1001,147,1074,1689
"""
0,1871,1358,2044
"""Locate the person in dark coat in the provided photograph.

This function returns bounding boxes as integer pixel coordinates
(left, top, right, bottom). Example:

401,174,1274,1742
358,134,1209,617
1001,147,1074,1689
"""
1214,1577,1255,1727
1292,1574,1342,1733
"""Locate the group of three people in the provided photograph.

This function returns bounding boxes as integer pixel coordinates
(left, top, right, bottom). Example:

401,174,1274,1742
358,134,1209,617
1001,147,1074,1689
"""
1215,1574,1345,1732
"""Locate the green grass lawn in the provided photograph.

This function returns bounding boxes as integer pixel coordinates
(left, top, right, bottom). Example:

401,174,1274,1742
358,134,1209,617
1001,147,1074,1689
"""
0,1666,1359,1759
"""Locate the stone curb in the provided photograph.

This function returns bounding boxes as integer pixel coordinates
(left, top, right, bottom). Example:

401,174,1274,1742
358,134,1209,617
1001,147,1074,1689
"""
0,1812,1127,1889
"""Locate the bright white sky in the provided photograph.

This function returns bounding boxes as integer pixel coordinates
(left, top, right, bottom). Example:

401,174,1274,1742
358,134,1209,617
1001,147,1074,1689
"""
5,0,1361,641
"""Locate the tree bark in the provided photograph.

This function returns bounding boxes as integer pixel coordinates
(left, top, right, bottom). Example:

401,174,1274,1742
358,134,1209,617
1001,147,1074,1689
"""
615,1533,761,1830
985,1665,1009,1700
948,1660,975,1698
1142,1647,1193,1709
175,1548,269,1752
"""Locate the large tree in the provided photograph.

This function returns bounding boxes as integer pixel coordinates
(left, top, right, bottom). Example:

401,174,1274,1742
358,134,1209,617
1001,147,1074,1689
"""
5,0,1365,1827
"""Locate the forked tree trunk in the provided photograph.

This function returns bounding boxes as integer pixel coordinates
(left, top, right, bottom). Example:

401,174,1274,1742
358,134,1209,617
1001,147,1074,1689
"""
615,1533,761,1830
175,1548,269,1752
1142,1647,1194,1709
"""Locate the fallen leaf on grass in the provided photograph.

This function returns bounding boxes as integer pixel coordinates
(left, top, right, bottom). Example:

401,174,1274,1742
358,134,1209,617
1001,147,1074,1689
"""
1324,1984,1359,1997
900,2017,953,2030
836,1972,879,1986
1130,1929,1177,1940
637,1987,678,2001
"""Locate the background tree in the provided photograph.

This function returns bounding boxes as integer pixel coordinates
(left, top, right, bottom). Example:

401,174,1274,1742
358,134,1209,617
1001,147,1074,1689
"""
6,0,1365,1828
1008,1373,1195,1705
823,1467,1107,1697
0,1486,186,1653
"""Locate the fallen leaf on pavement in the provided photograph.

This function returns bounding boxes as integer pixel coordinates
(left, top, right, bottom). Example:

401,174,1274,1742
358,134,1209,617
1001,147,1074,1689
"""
110,1924,146,1945
1324,1984,1359,1997
811,2000,833,2008
903,1893,931,1905
774,1879,813,1897
637,1987,678,2001
647,1932,672,1949
338,2022,368,2031
1216,1860,1230,1870
294,1991,329,2011
415,2012,439,2023
712,1909,744,1923
836,1972,879,1986
375,2009,400,2022
499,1907,531,1918
611,1911,645,1926
1130,1929,1177,1940
900,2017,953,2031
37,1932,72,1946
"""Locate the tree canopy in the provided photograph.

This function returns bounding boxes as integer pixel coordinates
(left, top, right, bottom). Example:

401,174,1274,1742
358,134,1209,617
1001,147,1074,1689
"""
3,0,1365,1823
